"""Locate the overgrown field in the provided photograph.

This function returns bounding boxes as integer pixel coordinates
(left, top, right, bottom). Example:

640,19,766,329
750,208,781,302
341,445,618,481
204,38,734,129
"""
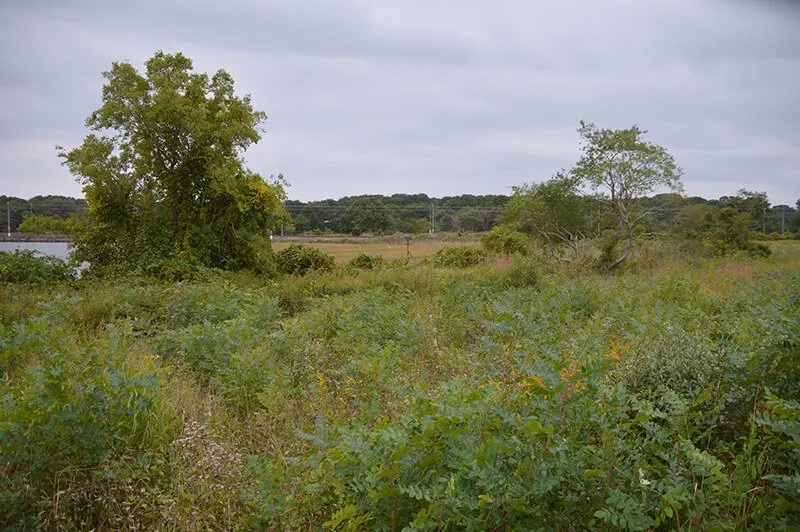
1,243,799,530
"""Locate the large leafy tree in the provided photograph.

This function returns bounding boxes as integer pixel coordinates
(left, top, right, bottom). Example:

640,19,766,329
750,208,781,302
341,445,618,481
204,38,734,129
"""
572,121,683,270
58,51,288,273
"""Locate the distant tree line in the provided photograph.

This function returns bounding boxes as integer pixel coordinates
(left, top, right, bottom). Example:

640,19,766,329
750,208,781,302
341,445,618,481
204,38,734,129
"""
0,195,88,233
5,191,800,240
286,194,509,235
284,190,800,238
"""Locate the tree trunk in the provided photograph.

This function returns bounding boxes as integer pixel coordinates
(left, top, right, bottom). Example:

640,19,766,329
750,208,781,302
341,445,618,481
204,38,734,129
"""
606,218,633,271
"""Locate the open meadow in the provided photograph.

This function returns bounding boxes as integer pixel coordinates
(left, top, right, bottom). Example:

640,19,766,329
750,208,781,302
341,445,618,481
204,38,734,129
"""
1,241,799,530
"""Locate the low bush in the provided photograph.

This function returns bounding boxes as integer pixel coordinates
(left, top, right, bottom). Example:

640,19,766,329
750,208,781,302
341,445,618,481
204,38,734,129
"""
480,224,530,256
749,231,798,241
246,352,753,531
432,246,487,268
0,250,75,284
614,327,724,401
276,244,335,275
347,253,383,271
742,241,772,258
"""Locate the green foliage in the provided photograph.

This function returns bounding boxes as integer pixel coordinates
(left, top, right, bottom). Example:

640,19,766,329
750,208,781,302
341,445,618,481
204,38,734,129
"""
3,238,800,529
573,121,684,270
757,392,800,524
614,327,724,400
0,250,75,284
141,256,215,282
479,224,530,256
288,194,509,235
337,198,393,235
58,51,288,276
276,244,336,275
248,360,748,530
17,213,83,235
703,207,772,258
1,351,163,478
431,246,487,268
1,195,88,232
347,253,383,271
500,174,590,261
0,323,172,527
574,121,684,200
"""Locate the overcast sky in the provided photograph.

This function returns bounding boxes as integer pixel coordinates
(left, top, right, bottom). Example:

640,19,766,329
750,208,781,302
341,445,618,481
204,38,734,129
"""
1,0,798,204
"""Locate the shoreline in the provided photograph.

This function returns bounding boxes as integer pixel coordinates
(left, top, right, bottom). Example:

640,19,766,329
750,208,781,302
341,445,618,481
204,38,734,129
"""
0,233,71,242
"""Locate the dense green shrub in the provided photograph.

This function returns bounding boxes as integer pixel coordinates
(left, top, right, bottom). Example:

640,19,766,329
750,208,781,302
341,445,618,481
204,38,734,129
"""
347,252,383,271
749,231,799,241
0,250,75,284
431,246,487,268
480,224,530,256
756,392,800,525
434,280,489,347
276,244,335,275
741,241,772,258
153,294,281,381
703,208,772,258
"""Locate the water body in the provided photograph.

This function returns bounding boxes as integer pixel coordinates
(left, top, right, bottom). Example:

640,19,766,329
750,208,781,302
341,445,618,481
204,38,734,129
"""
0,241,71,261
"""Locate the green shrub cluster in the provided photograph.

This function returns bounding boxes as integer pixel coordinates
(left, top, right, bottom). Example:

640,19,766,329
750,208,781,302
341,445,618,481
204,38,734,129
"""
347,252,384,271
276,244,335,275
480,224,530,256
431,245,487,268
0,250,75,284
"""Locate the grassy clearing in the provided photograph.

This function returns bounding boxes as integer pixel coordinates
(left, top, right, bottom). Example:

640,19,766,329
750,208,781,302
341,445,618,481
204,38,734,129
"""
1,241,799,530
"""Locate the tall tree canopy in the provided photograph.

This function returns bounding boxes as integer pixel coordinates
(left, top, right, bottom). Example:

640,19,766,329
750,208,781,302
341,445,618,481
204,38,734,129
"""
58,51,288,274
572,121,683,269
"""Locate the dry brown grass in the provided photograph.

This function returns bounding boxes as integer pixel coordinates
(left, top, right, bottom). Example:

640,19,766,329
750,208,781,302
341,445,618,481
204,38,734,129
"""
271,239,478,263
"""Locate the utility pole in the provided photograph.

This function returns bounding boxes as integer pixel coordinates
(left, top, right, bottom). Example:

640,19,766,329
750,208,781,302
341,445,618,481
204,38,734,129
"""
6,201,10,238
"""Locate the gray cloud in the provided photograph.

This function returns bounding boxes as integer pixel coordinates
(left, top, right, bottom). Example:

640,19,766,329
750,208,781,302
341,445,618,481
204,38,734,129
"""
1,0,798,203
